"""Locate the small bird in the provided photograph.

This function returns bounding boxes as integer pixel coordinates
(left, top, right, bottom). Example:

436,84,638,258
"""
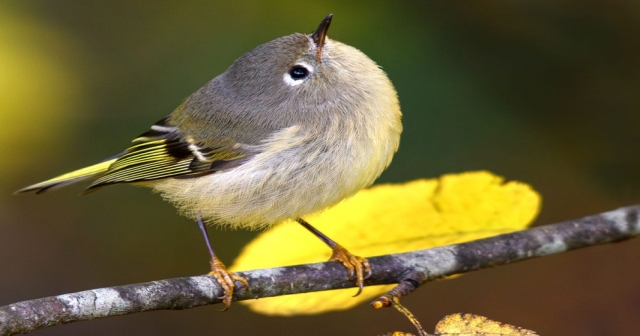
17,14,402,309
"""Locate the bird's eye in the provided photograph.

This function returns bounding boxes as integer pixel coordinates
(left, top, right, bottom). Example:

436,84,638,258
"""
283,63,313,86
289,66,309,80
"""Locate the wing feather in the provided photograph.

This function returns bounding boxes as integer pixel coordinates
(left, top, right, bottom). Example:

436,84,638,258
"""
18,117,252,194
84,118,250,191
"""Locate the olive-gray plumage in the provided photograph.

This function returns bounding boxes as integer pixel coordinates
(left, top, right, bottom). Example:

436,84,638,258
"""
155,32,402,228
19,19,402,230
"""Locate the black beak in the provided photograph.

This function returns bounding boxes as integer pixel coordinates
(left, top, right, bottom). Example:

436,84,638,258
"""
311,14,333,62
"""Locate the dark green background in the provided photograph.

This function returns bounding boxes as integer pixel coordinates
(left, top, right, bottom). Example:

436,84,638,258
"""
2,1,640,335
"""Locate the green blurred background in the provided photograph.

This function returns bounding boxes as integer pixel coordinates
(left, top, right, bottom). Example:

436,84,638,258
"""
2,1,640,335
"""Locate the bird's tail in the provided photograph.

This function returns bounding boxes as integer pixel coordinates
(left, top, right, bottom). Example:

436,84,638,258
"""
16,158,117,194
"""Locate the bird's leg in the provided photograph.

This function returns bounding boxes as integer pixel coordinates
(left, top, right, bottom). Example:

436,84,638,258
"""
296,217,371,296
196,213,248,310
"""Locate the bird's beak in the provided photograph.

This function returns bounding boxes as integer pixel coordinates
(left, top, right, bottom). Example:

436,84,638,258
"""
312,14,333,62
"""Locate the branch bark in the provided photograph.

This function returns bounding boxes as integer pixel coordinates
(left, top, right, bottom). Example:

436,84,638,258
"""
2,205,640,335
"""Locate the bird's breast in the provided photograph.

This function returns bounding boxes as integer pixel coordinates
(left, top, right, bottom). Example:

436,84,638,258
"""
152,112,400,230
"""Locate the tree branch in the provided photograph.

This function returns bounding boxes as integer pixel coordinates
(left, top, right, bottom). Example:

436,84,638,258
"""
2,205,639,335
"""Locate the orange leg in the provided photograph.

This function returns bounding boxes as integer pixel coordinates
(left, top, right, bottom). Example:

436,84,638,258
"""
296,218,371,296
197,214,248,310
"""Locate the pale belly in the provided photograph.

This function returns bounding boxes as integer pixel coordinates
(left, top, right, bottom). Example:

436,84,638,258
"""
152,135,393,229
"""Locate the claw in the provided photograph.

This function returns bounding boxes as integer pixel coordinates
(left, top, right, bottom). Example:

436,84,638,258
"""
208,257,249,311
329,245,371,297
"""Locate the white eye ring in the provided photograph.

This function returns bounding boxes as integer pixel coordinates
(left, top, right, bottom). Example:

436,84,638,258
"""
283,62,314,87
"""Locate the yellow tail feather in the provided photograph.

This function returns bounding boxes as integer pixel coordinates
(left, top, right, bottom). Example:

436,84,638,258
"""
16,159,117,194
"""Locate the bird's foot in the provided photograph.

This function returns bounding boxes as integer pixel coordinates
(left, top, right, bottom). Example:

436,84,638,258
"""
208,257,249,311
329,244,371,296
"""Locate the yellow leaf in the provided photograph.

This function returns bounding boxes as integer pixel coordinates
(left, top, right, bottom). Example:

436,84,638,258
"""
435,313,538,335
230,171,541,315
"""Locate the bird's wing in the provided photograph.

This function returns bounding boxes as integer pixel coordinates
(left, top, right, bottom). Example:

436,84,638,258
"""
84,117,251,192
17,117,252,194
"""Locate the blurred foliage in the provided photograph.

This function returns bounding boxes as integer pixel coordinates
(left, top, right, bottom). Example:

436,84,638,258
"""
0,7,85,186
2,1,640,335
232,171,540,315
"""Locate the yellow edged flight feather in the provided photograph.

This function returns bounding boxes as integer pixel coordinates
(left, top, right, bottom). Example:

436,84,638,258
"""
17,118,250,195
16,159,116,194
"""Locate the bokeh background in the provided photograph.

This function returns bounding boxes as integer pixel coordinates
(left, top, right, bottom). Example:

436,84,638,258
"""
2,1,640,335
